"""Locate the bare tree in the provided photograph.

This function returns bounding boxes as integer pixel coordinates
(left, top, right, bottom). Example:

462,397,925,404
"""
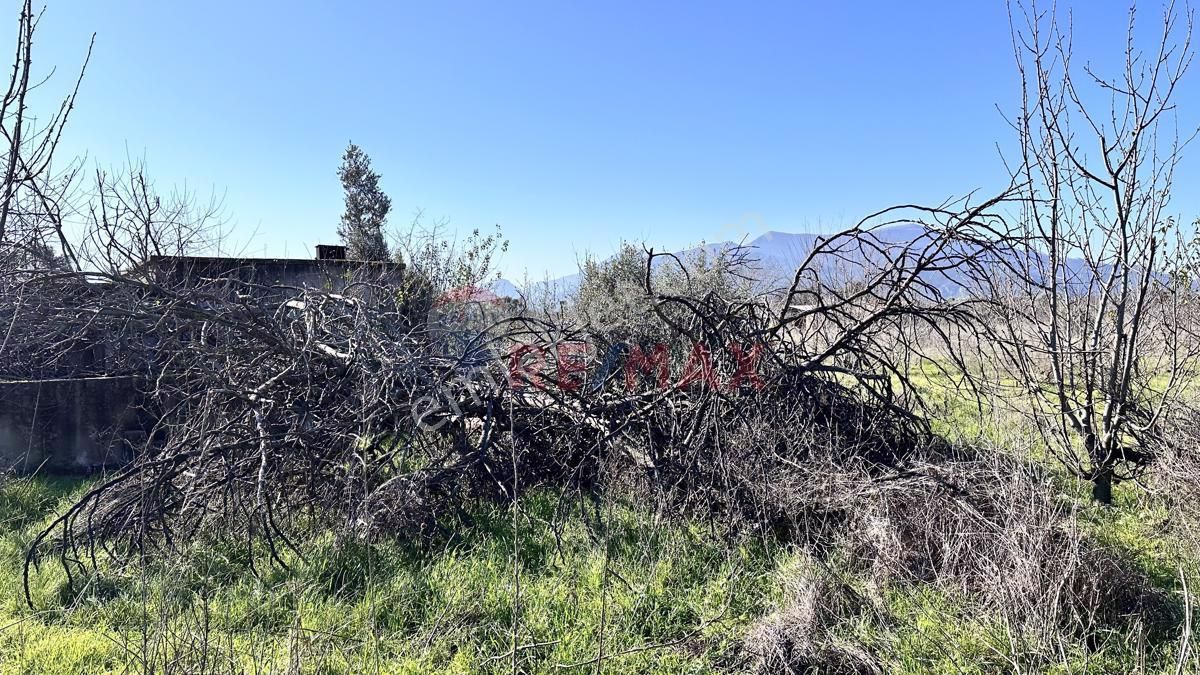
0,0,92,270
75,159,225,273
968,1,1200,503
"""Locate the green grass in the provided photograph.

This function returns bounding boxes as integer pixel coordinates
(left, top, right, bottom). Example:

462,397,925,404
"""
0,482,784,673
1,472,1196,673
4,361,1200,674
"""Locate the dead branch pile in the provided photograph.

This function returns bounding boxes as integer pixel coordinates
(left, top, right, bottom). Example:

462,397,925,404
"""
5,202,1007,598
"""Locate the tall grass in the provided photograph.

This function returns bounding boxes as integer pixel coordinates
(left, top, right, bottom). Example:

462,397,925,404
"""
1,370,1199,673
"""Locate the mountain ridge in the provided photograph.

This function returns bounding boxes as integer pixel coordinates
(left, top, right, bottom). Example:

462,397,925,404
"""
498,223,1070,300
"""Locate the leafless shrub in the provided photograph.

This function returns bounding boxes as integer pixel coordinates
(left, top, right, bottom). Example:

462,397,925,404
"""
0,4,1038,601
735,437,1176,671
1147,416,1200,560
833,444,1170,640
955,1,1200,503
76,159,227,274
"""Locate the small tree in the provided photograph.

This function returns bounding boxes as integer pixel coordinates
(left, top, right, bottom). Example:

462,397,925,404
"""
574,244,733,342
976,2,1200,503
389,216,510,324
337,142,391,261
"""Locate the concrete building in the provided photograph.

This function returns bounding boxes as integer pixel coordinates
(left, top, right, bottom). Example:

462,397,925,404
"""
0,246,404,475
133,244,404,296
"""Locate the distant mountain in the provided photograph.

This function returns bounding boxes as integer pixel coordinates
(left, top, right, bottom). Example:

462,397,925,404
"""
690,224,963,292
517,225,934,300
488,278,522,299
513,224,1100,301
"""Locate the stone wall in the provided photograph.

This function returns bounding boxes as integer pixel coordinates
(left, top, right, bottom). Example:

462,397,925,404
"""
0,376,144,474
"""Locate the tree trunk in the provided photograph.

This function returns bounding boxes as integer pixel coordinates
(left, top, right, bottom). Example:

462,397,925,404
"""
1092,467,1113,505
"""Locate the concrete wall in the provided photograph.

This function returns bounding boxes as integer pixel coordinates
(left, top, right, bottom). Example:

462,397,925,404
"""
0,377,143,474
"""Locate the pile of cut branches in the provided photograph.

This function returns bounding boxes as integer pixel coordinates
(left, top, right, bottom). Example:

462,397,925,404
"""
10,200,1011,604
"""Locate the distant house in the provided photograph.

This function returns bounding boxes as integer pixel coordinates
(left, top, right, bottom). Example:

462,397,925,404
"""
132,244,404,297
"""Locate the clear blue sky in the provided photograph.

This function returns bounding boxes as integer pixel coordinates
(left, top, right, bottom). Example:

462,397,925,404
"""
25,1,1200,278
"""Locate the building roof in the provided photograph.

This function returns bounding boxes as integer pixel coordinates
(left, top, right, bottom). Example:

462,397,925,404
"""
127,253,404,280
140,255,403,268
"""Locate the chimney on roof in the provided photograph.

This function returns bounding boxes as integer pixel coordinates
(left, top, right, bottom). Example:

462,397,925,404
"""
316,244,347,260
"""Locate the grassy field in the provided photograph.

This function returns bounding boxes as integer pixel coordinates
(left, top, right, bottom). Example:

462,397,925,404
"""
0,485,1193,672
0,379,1197,673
